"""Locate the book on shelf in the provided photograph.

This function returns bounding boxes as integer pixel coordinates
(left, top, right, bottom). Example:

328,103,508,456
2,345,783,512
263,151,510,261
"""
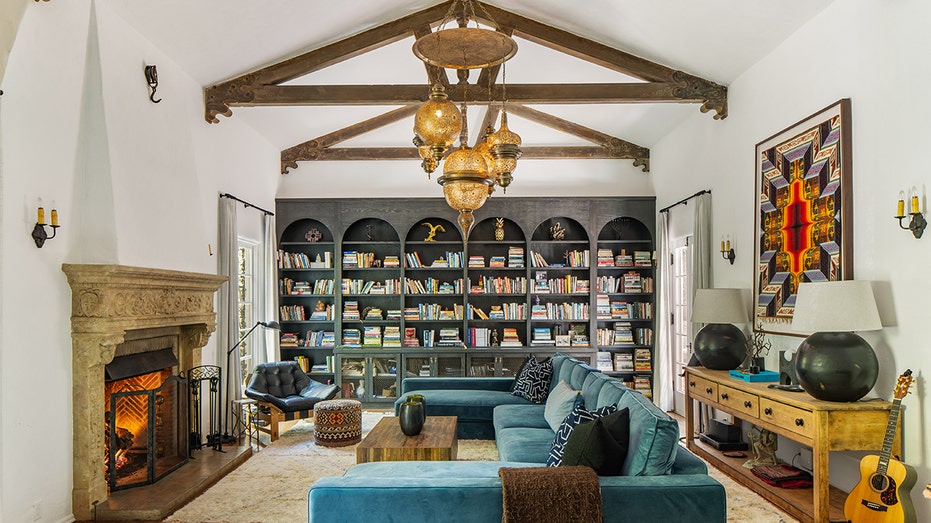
634,348,652,371
614,250,633,267
403,327,420,347
531,327,555,346
383,255,400,268
489,256,506,268
614,352,634,371
507,247,525,268
279,333,299,347
500,327,522,347
383,326,402,347
468,255,485,268
341,328,361,347
597,248,615,267
363,325,382,346
633,250,652,267
595,351,613,372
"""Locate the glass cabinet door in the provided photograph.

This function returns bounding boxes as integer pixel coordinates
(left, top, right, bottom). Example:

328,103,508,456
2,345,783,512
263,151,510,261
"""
338,357,366,400
371,356,398,400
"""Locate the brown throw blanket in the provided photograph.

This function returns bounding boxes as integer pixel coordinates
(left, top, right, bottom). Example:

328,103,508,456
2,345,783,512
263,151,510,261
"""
498,466,603,523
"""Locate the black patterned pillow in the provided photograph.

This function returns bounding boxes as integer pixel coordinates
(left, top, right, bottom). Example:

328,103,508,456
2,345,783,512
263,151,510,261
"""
547,403,618,467
510,355,553,403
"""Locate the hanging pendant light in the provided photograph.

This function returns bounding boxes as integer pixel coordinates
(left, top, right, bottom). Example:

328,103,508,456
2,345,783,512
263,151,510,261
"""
488,111,521,192
412,1,517,71
437,102,494,236
413,84,462,177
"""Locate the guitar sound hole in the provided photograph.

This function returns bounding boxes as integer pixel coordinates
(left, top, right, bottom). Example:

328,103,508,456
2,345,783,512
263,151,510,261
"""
869,473,890,491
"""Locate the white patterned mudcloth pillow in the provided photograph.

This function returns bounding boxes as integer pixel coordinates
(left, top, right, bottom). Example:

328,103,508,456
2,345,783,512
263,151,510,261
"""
547,403,618,467
510,355,553,403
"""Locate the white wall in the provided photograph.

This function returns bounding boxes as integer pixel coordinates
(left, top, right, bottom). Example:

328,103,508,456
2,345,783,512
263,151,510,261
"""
654,0,931,519
0,1,278,521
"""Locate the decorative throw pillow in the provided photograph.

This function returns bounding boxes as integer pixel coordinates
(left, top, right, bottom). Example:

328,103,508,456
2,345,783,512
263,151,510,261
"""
560,408,630,476
544,380,584,432
509,355,534,393
511,355,553,403
547,403,618,467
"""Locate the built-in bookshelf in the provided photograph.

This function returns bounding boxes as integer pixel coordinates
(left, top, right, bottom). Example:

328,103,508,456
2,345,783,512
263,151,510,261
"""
275,197,655,403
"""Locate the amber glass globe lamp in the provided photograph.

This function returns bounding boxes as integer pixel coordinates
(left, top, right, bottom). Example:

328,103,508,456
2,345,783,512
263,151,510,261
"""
437,145,495,235
488,112,522,191
414,84,462,172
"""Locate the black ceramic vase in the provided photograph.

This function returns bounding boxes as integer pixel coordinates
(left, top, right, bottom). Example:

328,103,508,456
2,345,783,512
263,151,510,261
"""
693,323,748,370
399,400,425,436
795,332,878,402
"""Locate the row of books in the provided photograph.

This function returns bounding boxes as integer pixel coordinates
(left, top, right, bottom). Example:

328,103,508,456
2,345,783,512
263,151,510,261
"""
469,275,528,294
279,278,335,295
418,328,464,347
529,302,590,320
469,302,526,320
403,303,465,320
404,251,464,268
595,350,652,372
404,277,463,294
292,355,335,374
529,249,590,268
608,250,652,268
278,250,333,269
342,251,378,268
341,278,402,295
280,329,337,347
532,274,590,294
595,273,654,294
595,295,654,319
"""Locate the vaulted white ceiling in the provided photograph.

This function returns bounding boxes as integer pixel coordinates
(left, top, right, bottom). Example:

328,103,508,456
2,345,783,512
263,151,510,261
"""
103,0,836,159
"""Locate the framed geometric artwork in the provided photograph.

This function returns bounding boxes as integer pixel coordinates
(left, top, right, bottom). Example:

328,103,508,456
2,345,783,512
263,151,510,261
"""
754,99,853,336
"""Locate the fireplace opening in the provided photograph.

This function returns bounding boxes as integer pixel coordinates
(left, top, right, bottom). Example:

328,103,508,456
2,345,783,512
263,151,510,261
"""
104,349,189,492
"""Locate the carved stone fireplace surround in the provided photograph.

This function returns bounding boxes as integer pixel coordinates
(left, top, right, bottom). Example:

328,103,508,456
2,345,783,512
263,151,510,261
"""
63,264,226,521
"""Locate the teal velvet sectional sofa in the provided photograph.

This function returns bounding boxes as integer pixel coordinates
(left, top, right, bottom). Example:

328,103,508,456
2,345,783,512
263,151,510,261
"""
307,353,726,522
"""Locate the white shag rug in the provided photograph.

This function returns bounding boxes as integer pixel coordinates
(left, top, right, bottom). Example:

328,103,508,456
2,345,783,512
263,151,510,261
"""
165,412,798,523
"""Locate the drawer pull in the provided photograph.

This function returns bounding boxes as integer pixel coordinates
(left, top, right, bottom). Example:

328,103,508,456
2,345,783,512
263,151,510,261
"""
721,392,729,400
744,400,752,408
764,407,773,415
706,387,713,394
689,381,696,387
795,418,804,427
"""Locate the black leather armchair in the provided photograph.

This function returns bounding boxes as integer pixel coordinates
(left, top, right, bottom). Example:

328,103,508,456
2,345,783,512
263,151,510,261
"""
245,361,339,441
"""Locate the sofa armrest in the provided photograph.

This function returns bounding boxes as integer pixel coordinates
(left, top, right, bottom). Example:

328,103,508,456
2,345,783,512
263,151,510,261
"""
671,444,709,475
401,377,514,394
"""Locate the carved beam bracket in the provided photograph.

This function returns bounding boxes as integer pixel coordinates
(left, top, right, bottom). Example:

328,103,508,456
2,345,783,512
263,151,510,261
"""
672,70,728,120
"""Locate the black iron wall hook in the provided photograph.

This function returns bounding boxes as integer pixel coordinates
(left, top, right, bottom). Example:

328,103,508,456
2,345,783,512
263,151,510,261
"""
144,65,161,103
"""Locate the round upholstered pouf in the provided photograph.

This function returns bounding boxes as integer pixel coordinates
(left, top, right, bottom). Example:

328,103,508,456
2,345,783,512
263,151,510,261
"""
313,399,363,447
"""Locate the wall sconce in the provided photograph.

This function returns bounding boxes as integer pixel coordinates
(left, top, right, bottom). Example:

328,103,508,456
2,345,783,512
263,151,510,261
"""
144,65,161,103
895,190,925,239
32,205,60,248
719,236,735,264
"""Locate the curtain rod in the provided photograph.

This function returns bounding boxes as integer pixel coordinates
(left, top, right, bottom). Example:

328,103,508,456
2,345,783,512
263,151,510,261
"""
658,189,711,214
219,193,274,216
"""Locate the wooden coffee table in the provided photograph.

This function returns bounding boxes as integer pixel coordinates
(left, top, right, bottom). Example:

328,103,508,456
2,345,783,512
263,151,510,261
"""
356,415,458,464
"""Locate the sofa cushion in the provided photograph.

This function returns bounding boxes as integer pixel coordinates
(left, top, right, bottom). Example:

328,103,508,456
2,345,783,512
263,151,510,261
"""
560,408,630,476
407,389,533,423
496,426,557,463
494,404,550,431
547,403,618,467
511,355,553,403
544,380,583,431
618,391,680,476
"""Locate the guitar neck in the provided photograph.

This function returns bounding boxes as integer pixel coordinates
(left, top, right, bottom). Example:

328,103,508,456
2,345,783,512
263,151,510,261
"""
876,398,902,475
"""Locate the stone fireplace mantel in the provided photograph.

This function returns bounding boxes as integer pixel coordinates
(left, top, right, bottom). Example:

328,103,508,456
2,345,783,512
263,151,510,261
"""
63,264,226,521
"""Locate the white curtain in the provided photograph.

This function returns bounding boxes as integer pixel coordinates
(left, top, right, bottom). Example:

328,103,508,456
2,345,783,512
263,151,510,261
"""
656,212,675,411
691,192,713,430
217,197,239,435
259,213,279,364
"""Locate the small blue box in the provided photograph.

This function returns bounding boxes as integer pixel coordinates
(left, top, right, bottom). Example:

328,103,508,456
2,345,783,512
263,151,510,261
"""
729,369,779,382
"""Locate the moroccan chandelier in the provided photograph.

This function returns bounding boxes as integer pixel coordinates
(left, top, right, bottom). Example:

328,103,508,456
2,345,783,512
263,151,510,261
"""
412,0,522,235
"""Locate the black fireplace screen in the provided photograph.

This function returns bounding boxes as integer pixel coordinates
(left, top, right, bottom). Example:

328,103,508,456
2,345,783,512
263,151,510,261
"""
105,372,189,491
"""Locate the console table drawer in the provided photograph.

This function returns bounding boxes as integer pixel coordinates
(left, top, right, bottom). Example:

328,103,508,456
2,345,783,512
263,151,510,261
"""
760,398,814,439
687,375,718,402
718,384,759,418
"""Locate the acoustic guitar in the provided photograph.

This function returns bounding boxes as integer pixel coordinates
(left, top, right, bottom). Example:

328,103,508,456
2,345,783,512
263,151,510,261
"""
844,370,917,523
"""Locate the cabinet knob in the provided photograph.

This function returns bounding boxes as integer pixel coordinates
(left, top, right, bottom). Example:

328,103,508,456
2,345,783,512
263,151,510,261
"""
764,407,773,415
705,387,713,394
744,401,752,408
689,381,696,387
721,392,729,400
795,418,804,427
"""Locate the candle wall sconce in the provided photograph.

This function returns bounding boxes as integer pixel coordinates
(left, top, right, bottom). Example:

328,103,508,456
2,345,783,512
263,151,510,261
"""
32,205,60,248
895,192,925,239
720,236,735,264
144,65,161,103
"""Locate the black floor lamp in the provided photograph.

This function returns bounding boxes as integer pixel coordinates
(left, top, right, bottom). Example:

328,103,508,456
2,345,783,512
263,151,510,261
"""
221,320,280,445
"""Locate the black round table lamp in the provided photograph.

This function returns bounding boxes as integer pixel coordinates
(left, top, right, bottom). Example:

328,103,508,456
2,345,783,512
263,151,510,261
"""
690,288,750,370
790,281,882,402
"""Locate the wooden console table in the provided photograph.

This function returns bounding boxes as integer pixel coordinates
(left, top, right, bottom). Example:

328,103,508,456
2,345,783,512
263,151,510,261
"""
684,367,898,523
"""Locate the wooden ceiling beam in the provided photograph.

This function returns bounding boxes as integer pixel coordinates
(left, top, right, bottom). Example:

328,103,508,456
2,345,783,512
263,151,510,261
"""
506,104,649,172
205,2,453,122
230,82,706,106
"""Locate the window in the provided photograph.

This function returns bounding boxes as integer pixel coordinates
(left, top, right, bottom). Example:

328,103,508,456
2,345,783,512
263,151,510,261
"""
237,241,256,385
672,238,692,395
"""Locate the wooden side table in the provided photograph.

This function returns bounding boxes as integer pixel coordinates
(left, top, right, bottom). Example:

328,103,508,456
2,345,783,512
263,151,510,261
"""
684,366,898,523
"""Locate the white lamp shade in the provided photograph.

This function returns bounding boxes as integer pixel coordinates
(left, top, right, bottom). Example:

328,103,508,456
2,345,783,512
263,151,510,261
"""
690,288,750,324
791,280,882,333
